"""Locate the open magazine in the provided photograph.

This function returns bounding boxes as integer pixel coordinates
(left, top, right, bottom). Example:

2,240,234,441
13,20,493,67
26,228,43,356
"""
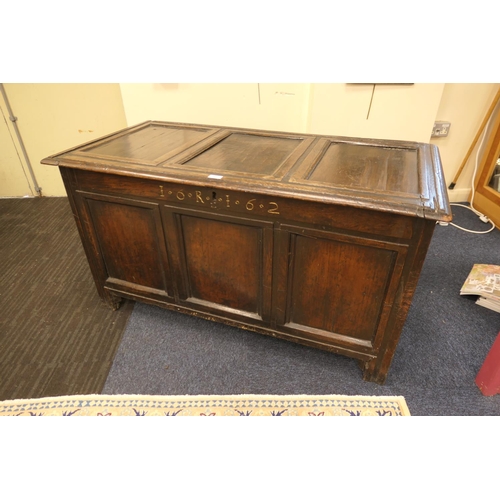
460,264,500,313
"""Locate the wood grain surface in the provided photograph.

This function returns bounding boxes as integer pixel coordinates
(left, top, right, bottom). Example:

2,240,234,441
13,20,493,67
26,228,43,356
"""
42,121,451,383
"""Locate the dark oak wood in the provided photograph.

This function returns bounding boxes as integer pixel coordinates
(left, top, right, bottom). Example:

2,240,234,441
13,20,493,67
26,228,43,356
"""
42,120,452,384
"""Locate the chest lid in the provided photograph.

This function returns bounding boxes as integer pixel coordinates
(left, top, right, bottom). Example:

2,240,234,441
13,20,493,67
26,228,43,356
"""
41,120,451,221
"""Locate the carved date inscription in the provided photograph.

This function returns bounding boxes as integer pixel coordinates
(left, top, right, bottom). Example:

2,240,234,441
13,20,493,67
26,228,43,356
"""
160,185,280,215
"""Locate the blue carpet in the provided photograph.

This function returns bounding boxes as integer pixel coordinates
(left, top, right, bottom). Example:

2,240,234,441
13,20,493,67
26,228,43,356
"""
103,204,500,415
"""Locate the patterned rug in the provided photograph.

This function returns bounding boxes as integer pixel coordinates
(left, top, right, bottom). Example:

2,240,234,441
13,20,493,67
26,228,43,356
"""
0,394,410,416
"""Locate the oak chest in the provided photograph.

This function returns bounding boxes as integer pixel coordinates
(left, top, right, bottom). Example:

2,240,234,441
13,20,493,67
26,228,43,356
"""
42,121,451,383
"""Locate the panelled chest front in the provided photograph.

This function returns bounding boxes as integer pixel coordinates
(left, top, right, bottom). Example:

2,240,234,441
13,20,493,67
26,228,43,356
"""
42,121,451,383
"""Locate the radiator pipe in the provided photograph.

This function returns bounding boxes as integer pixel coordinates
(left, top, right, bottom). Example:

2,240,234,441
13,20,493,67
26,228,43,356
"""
0,84,42,196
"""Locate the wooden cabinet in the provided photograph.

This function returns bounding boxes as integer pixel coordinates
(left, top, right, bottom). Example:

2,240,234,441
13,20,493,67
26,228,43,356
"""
42,121,451,383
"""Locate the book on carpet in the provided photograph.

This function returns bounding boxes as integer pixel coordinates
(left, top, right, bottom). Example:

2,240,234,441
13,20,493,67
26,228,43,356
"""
460,264,500,313
476,297,500,313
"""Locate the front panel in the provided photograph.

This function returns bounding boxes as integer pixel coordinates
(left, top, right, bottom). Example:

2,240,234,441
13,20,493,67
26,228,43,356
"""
162,206,273,323
277,225,408,352
81,192,173,300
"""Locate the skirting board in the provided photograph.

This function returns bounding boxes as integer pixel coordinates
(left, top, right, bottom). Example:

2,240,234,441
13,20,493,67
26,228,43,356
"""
447,188,471,203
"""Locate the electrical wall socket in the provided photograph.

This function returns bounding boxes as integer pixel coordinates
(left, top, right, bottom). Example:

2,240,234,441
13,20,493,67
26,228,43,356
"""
432,121,451,137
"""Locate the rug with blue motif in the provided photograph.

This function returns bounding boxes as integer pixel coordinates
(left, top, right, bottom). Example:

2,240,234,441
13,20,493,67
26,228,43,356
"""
0,394,410,416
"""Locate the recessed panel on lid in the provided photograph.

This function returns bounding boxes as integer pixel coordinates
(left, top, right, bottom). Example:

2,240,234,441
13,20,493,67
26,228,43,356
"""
82,124,208,162
308,143,419,194
184,133,301,175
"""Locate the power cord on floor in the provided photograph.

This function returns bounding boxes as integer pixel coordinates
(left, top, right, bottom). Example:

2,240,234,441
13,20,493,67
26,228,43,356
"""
438,203,496,233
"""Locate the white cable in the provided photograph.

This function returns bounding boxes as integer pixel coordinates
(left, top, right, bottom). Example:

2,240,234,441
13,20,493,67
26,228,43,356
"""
446,203,496,233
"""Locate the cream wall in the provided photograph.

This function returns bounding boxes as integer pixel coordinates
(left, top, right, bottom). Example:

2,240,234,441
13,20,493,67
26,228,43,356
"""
429,83,500,202
120,83,311,133
0,84,127,197
119,83,444,142
307,84,445,142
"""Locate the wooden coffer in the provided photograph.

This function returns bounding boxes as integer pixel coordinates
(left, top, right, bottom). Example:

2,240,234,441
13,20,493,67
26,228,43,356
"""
42,121,452,383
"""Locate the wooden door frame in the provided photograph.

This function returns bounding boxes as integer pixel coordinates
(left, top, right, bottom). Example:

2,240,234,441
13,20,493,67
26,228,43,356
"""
471,103,500,228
